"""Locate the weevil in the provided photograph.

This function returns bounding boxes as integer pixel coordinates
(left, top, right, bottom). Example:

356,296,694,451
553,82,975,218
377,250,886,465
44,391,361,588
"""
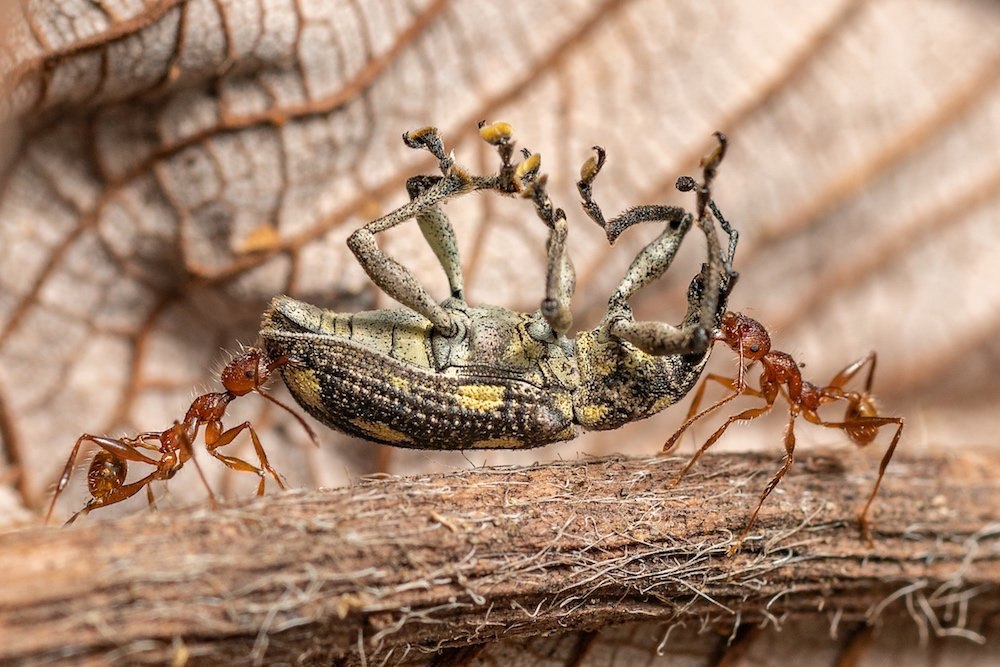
260,124,739,450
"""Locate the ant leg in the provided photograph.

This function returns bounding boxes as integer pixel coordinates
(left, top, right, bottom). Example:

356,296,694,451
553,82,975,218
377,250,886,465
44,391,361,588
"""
66,470,160,525
687,374,766,419
857,418,904,543
670,402,774,486
130,432,169,452
827,352,877,391
146,483,157,511
155,425,220,509
46,435,162,524
814,415,904,543
729,411,799,555
209,453,266,496
205,422,287,495
664,374,740,454
47,434,94,524
663,370,764,453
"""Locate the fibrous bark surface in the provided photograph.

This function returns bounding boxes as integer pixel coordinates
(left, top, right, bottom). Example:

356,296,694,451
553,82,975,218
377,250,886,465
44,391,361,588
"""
0,452,997,665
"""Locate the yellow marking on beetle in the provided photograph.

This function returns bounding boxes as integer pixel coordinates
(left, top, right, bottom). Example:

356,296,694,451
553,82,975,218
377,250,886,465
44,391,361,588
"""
391,328,431,367
515,152,541,180
579,403,610,425
471,437,524,449
553,393,575,420
455,384,506,412
390,376,411,392
478,121,513,145
352,418,412,444
650,395,679,414
555,425,577,441
282,368,324,410
333,315,351,337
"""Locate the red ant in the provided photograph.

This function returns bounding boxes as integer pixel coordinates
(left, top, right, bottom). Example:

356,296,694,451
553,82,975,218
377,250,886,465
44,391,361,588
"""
663,311,904,554
45,347,318,525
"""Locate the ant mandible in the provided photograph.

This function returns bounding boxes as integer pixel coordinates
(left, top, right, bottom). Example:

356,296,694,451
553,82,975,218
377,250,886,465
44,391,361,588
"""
663,311,904,554
45,347,318,524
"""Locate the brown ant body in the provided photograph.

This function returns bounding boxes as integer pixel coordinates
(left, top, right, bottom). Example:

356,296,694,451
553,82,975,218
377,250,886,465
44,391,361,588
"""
664,311,904,553
46,348,317,524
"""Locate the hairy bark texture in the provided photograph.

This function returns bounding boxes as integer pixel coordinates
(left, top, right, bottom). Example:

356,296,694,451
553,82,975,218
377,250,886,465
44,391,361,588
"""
3,2,1000,664
1,452,997,666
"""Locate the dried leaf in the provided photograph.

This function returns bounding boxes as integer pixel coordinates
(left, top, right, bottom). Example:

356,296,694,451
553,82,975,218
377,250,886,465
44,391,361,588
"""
3,0,1000,663
1,0,999,578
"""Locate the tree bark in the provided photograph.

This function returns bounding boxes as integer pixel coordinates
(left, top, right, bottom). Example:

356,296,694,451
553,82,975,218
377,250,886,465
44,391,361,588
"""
0,451,997,666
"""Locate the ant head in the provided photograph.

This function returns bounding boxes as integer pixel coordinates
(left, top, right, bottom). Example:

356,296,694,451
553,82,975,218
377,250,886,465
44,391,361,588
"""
717,312,771,362
221,348,271,396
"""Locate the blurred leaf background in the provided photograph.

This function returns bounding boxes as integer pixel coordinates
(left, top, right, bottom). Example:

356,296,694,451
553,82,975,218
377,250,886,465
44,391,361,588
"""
1,0,999,659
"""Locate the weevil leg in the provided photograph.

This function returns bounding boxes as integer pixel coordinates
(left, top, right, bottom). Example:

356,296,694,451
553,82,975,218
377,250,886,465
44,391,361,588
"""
577,145,608,229
577,137,732,356
484,122,574,334
347,126,530,335
407,175,466,301
598,206,722,356
522,172,575,335
346,169,476,335
478,120,522,193
708,198,739,277
402,126,453,175
542,207,575,336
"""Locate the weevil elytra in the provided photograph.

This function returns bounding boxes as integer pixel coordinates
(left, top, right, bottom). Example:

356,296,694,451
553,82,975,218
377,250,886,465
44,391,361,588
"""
260,124,739,450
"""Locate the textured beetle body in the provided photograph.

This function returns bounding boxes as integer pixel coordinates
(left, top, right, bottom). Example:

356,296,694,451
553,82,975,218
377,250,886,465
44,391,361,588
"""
261,287,718,449
263,297,576,449
260,125,738,452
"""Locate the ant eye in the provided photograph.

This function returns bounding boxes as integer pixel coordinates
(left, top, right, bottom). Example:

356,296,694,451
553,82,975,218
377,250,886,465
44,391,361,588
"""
244,370,254,379
750,344,760,353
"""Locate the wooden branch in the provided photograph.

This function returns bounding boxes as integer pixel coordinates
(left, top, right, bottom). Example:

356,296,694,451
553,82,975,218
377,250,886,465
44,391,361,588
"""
0,451,997,666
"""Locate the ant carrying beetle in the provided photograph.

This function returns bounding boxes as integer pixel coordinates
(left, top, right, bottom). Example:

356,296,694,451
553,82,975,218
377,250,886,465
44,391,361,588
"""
663,311,904,553
45,348,317,524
